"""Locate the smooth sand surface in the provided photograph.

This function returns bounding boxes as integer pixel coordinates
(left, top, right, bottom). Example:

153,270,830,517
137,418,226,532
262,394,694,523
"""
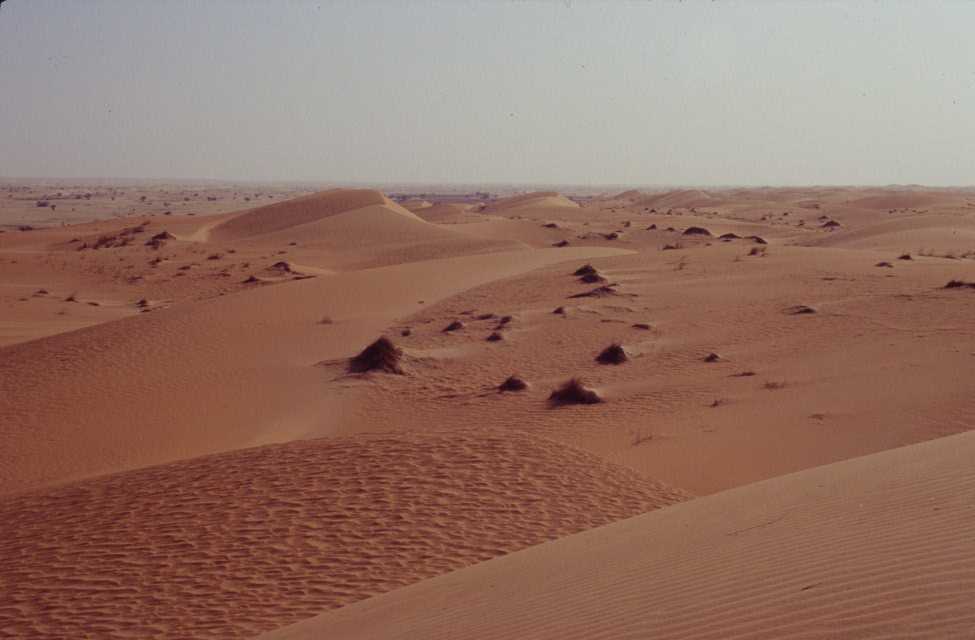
3,184,975,638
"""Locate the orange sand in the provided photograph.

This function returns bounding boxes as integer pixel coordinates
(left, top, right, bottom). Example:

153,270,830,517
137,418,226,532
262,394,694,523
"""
3,184,975,638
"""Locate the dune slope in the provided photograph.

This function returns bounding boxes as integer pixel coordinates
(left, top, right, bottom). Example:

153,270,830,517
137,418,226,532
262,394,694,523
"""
0,431,684,639
483,191,579,212
209,189,416,241
0,246,630,495
267,428,975,640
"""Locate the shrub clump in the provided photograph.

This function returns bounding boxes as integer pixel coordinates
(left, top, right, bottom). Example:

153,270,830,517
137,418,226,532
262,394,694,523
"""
596,343,628,365
348,337,404,374
549,378,602,405
579,272,606,284
498,375,528,392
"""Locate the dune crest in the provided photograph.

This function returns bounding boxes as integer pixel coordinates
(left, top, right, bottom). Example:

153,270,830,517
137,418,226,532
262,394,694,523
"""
266,429,975,640
483,191,579,212
210,189,420,241
0,431,684,640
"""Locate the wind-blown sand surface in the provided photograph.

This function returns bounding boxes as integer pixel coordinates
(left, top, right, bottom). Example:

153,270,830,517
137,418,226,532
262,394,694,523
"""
0,431,684,639
3,184,975,638
267,428,975,640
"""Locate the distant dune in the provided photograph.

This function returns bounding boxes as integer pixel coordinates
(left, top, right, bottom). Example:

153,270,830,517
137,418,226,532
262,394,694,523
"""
400,198,433,210
210,189,420,241
633,188,716,209
483,191,580,212
846,192,953,210
411,202,478,224
206,188,524,269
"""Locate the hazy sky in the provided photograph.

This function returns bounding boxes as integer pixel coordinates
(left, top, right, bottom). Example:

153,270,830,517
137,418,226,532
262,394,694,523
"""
2,1,974,185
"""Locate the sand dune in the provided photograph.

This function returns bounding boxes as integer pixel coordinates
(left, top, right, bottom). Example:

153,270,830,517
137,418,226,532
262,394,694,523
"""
206,189,524,269
411,202,480,224
210,189,416,241
798,213,975,253
632,188,717,210
0,431,684,639
266,428,975,640
483,191,579,212
238,203,516,269
0,244,629,495
6,184,975,639
846,191,958,211
313,239,975,496
399,198,433,210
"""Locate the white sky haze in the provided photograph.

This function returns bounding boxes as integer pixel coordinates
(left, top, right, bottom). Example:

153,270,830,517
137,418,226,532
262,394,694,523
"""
2,1,974,185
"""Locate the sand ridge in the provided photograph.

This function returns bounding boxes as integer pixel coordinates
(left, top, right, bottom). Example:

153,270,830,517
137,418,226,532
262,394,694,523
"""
209,189,417,240
482,191,580,212
265,428,975,640
0,430,685,639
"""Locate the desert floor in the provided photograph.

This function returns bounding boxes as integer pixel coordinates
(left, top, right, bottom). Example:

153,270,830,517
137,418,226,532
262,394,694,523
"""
2,183,975,639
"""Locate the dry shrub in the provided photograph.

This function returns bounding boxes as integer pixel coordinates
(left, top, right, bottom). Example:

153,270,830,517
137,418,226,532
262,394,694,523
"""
596,343,628,365
549,378,602,405
498,375,528,392
348,337,404,374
